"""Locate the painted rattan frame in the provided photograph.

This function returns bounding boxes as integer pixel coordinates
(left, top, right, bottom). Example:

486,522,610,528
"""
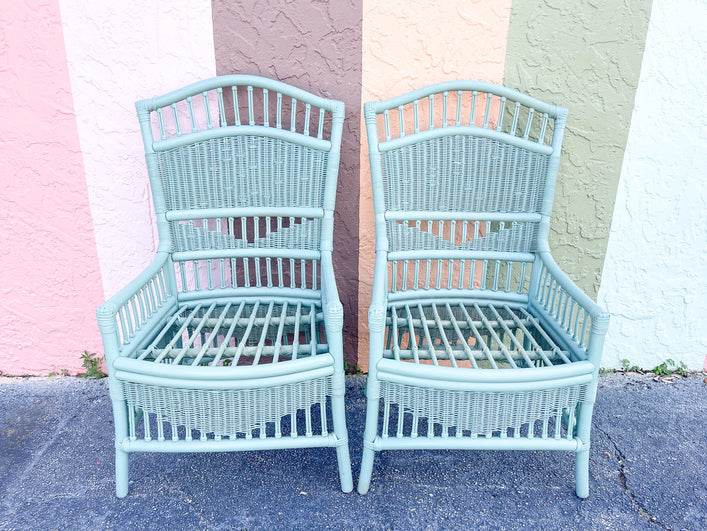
358,81,609,497
96,75,353,497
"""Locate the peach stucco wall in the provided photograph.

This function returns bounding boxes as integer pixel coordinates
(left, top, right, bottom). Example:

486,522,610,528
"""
0,0,104,374
357,0,512,370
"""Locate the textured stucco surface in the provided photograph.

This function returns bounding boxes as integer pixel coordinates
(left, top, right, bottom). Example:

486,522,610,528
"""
358,0,512,369
211,0,363,367
3,0,703,377
504,0,652,298
0,0,104,374
59,0,217,299
597,0,707,370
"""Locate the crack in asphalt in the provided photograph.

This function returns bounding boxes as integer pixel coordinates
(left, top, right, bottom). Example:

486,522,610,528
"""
169,483,209,528
593,421,672,530
0,404,75,524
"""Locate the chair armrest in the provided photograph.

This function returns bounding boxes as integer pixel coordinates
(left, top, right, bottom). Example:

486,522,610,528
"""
530,252,609,364
96,253,177,363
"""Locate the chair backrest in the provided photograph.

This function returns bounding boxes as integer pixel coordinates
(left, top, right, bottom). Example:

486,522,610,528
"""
137,76,344,298
365,81,567,297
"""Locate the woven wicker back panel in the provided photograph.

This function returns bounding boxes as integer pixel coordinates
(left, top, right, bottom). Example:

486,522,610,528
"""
159,137,327,211
158,136,327,253
381,137,548,214
381,137,548,255
367,82,565,258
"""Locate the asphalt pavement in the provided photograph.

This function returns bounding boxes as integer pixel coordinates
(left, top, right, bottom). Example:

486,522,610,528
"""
0,373,705,530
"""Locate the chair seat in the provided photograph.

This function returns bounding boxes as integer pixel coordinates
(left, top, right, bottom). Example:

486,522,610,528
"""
112,297,338,444
130,299,329,369
373,299,594,444
382,300,576,370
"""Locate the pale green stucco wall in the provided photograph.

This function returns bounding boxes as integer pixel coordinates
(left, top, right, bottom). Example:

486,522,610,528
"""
504,0,653,298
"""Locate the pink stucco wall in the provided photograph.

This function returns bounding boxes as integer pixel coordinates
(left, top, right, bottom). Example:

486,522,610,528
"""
357,0,512,370
0,0,104,374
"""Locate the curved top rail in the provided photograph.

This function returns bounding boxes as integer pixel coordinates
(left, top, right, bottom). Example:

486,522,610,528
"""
137,75,344,116
378,126,553,155
151,125,331,153
365,80,565,119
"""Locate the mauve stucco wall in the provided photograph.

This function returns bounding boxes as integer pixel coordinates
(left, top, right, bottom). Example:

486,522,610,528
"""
358,0,512,370
211,0,363,367
0,0,104,374
503,0,653,298
597,0,707,370
59,0,217,301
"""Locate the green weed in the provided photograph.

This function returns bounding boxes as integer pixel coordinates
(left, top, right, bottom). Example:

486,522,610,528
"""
621,359,641,373
80,351,106,378
652,359,688,377
344,362,363,375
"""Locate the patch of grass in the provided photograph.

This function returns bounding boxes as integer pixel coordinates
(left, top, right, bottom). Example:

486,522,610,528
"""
80,351,106,379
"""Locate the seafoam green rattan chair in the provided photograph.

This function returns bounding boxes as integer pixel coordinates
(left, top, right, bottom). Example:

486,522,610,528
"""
96,75,353,496
358,81,609,497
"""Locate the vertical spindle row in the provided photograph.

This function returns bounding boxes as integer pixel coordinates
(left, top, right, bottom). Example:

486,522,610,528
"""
371,88,558,141
388,256,530,293
173,256,321,294
151,84,333,141
115,264,171,348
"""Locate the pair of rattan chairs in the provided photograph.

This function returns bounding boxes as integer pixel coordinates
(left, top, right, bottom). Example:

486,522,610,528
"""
96,75,609,499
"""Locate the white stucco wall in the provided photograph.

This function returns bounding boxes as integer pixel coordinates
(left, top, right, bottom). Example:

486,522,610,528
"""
59,0,217,298
597,0,707,370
